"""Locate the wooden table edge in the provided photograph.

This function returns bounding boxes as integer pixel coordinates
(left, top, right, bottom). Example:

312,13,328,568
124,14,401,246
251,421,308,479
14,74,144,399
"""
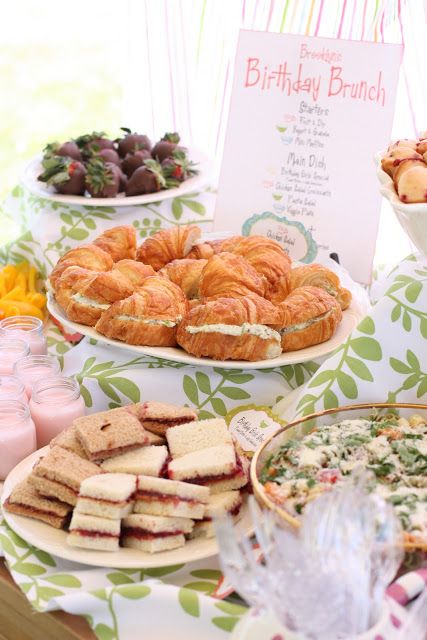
0,559,95,640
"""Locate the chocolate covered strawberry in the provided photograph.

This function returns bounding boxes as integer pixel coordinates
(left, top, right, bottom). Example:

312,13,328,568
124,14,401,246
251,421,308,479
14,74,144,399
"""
85,157,121,198
38,156,86,195
125,159,166,196
75,131,115,158
121,149,152,177
117,127,151,157
151,132,181,163
161,149,198,185
43,141,82,162
89,147,121,166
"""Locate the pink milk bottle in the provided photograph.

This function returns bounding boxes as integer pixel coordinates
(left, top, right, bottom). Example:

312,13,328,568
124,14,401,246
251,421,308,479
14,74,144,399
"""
0,376,27,404
14,355,60,398
0,339,30,375
0,317,47,355
0,400,37,479
29,376,86,448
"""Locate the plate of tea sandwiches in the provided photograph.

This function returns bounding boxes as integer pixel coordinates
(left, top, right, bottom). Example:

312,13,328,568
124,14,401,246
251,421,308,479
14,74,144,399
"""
1,402,252,568
47,223,368,369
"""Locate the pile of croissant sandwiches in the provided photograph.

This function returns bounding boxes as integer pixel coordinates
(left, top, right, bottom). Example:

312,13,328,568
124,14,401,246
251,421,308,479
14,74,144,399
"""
4,402,248,553
49,223,352,361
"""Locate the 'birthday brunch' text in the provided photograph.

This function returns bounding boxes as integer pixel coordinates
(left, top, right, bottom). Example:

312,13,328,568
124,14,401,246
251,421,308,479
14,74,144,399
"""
243,58,386,106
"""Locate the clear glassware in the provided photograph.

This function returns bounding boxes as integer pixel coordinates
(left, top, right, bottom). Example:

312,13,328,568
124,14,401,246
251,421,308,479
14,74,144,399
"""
215,474,404,640
0,316,47,355
0,338,30,375
0,375,27,404
0,400,36,479
29,376,86,448
14,355,60,398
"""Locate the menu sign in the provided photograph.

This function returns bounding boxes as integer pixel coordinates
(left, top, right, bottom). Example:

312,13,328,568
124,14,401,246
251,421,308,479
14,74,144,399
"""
215,31,401,283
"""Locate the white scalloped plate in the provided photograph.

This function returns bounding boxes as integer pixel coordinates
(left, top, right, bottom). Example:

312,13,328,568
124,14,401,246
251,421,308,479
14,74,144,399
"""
47,291,367,370
1,447,252,569
21,148,210,208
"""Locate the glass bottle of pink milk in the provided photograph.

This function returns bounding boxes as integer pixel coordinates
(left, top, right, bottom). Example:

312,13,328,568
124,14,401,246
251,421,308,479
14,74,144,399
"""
0,316,47,355
29,376,86,448
14,355,61,398
0,376,27,404
0,400,37,479
0,339,30,375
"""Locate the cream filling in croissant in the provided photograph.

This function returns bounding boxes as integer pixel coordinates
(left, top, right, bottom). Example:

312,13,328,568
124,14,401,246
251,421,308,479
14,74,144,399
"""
321,283,338,296
71,294,110,310
186,323,281,341
280,310,332,335
116,314,181,328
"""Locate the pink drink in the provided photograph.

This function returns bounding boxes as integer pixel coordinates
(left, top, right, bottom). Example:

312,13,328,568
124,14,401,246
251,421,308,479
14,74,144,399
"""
0,400,36,479
14,356,61,398
0,376,27,404
0,317,47,355
0,339,30,375
29,376,86,448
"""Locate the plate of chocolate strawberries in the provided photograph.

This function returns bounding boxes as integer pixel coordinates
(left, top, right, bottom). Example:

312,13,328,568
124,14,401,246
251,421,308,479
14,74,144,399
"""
21,129,208,206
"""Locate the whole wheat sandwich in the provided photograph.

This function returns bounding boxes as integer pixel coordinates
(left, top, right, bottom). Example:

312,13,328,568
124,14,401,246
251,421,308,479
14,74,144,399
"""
138,401,198,437
3,479,72,529
50,424,89,459
74,473,137,519
74,410,150,461
133,475,209,519
28,447,100,506
121,513,194,553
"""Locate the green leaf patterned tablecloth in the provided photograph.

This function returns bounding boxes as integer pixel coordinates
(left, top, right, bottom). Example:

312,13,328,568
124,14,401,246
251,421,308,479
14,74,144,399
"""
0,185,426,639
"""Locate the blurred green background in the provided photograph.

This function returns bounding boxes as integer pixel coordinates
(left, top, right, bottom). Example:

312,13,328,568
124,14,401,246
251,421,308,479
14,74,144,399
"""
0,1,125,244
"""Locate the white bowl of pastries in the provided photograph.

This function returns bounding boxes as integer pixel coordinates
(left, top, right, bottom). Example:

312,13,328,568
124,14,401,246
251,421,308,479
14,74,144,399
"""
377,133,427,255
48,223,361,365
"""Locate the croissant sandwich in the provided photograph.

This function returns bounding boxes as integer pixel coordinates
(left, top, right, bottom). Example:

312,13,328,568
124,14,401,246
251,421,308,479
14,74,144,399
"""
275,286,342,352
54,266,98,310
199,252,266,300
186,243,215,260
113,259,156,287
64,270,135,326
136,225,201,270
228,236,291,304
290,264,352,310
93,225,137,261
96,276,188,346
159,259,207,299
177,295,282,361
50,244,113,290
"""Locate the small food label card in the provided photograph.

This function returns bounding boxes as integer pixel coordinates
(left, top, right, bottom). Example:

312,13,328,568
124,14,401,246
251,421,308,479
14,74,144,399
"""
226,404,286,456
215,31,402,283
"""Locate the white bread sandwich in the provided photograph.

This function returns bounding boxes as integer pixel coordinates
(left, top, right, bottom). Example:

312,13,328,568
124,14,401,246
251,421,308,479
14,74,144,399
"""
133,475,209,519
166,418,233,459
188,491,243,539
3,479,72,529
167,444,248,493
100,446,169,477
28,447,101,506
121,513,194,553
74,411,150,461
50,425,89,459
67,512,120,551
137,401,198,437
74,473,136,519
